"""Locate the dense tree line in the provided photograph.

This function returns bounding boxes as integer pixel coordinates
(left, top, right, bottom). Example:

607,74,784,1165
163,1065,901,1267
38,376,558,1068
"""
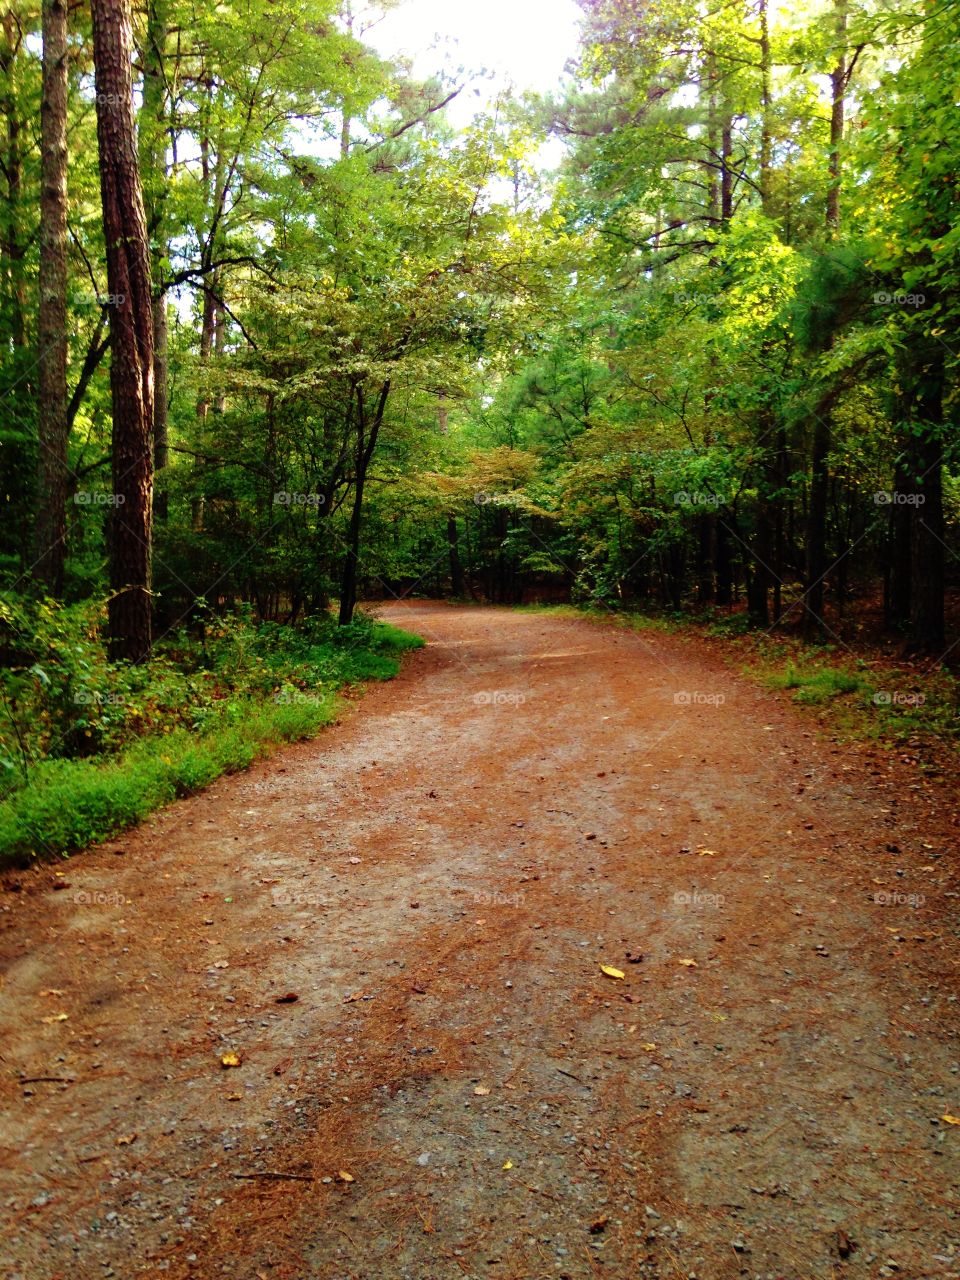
1,0,957,667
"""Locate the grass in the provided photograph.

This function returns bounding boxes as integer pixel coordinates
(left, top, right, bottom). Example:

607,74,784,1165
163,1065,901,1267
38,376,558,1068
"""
0,620,423,867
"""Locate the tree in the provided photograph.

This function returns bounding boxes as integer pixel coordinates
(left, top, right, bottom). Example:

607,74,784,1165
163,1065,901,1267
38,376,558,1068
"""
35,0,69,595
91,0,154,661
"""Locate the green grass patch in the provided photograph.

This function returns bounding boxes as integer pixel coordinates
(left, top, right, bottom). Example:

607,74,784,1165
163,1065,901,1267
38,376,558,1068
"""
0,613,423,867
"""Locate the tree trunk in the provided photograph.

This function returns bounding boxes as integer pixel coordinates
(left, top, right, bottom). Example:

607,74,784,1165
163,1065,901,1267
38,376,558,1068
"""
35,0,70,595
906,346,946,654
339,381,389,625
0,9,26,352
141,0,170,521
826,0,847,236
804,415,830,636
447,515,464,596
886,453,912,629
747,510,772,627
758,0,773,215
696,513,713,603
720,114,733,223
715,514,733,605
91,0,155,662
805,0,846,636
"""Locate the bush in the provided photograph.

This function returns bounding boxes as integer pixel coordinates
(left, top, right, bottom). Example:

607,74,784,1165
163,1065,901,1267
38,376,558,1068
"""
0,600,423,866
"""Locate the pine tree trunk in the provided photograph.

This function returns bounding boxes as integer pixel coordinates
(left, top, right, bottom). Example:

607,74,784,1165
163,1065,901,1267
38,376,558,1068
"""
35,0,69,595
805,0,846,637
758,0,773,215
886,454,912,629
0,10,26,353
804,415,830,636
906,347,945,654
142,0,169,521
91,0,155,662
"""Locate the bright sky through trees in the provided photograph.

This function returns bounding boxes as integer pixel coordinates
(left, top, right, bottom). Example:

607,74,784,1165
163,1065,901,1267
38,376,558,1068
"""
366,0,582,120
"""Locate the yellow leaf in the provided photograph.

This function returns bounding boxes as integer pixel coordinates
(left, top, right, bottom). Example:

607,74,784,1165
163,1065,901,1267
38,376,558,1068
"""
640,1042,657,1051
220,1051,243,1068
942,1114,960,1126
502,1160,513,1170
115,1132,137,1146
600,964,625,980
41,1012,68,1023
678,958,698,968
337,1170,355,1183
473,1084,491,1096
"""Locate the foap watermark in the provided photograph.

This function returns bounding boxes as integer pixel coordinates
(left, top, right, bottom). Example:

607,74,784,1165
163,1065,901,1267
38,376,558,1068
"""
874,889,925,908
273,492,326,508
271,887,327,908
73,889,125,908
874,491,925,506
473,690,527,708
674,889,725,909
873,290,925,308
674,491,722,507
73,690,126,706
674,690,726,707
74,491,126,506
273,689,325,705
873,690,926,707
473,491,525,508
673,291,724,307
471,890,522,908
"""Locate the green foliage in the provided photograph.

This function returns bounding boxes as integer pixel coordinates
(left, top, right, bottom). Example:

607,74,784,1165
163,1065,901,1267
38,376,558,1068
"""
0,601,422,865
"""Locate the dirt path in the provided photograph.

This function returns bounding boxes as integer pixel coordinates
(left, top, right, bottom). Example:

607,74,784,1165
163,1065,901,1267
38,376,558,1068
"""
1,602,958,1280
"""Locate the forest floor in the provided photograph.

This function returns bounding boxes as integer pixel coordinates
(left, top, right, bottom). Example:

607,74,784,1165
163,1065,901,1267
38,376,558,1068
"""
1,601,959,1280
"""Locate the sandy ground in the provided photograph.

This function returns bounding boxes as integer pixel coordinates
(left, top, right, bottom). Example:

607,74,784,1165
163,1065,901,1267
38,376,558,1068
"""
1,601,958,1280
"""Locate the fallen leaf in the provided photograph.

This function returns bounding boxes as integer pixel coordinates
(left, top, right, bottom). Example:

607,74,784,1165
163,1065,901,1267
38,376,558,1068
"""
336,1170,354,1183
942,1114,960,1125
600,964,625,980
836,1228,855,1259
641,1042,657,1051
41,1013,69,1024
678,958,698,968
502,1159,513,1170
226,1091,243,1101
39,989,65,997
221,1051,243,1068
473,1084,491,1096
115,1132,137,1147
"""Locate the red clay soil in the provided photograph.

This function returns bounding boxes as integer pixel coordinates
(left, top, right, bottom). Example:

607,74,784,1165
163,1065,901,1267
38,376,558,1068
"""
1,602,958,1280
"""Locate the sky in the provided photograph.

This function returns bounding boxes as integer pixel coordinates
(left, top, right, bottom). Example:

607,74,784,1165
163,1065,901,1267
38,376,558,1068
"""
363,0,584,123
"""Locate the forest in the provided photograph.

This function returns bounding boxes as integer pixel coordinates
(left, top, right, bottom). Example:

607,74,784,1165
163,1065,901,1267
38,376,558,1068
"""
1,0,956,642
1,0,956,860
2,3,959,1276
